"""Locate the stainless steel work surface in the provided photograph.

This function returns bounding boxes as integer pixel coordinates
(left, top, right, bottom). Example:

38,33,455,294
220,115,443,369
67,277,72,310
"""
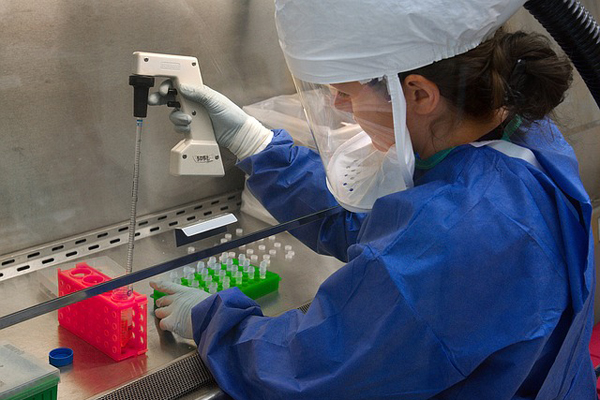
0,211,344,399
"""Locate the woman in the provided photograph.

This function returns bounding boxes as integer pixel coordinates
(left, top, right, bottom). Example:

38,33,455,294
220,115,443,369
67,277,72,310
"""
151,0,596,398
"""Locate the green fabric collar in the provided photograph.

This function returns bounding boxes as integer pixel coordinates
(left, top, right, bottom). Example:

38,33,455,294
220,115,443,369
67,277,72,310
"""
414,115,523,170
501,114,523,141
414,147,454,170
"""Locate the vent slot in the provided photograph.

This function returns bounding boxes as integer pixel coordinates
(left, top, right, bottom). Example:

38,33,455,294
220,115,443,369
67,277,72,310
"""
0,191,242,281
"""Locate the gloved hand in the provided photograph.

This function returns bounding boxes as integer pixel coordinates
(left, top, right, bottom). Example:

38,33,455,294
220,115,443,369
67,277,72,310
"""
150,280,212,339
148,80,273,160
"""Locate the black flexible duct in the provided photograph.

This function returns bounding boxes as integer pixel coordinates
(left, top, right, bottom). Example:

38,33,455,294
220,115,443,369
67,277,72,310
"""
524,0,600,110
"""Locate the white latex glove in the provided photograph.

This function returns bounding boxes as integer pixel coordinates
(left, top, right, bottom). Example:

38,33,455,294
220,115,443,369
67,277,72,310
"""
148,80,273,160
150,280,211,339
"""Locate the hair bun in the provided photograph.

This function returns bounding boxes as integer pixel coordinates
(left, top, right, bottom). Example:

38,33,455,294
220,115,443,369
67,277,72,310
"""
496,30,573,120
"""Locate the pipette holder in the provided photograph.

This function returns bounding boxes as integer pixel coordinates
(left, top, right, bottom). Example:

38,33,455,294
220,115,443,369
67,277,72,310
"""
58,263,148,361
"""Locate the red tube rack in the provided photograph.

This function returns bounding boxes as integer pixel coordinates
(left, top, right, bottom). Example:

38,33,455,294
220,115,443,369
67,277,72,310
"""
57,263,148,362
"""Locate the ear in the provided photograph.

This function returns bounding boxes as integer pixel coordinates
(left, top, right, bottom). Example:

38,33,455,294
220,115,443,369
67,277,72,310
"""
402,74,440,115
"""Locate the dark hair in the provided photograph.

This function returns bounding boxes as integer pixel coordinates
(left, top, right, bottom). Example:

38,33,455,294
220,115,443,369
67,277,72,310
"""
400,28,573,124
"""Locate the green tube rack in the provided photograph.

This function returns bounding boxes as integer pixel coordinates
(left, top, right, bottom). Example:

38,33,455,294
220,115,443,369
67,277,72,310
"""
153,258,281,306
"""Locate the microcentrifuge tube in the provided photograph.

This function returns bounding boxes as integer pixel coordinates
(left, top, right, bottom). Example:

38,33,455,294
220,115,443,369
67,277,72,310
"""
251,254,259,263
268,235,276,241
196,261,206,272
208,282,218,294
269,249,277,256
120,308,133,348
236,228,244,236
225,233,232,240
234,271,243,285
220,252,228,263
284,245,292,252
274,242,282,249
258,244,266,252
242,260,251,271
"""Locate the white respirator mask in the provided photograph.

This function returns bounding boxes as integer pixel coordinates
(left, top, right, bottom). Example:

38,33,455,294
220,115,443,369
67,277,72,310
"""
293,76,414,213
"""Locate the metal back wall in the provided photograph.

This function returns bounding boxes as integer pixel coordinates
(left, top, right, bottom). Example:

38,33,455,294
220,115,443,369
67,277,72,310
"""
0,1,295,255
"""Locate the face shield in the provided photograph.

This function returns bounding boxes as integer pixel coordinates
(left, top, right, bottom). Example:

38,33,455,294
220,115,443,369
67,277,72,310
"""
275,0,526,212
293,74,415,213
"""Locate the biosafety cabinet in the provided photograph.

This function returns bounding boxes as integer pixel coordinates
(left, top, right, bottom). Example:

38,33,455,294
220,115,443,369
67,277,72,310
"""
0,1,599,399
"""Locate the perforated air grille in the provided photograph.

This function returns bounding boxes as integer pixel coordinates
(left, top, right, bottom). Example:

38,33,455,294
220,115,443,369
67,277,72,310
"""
96,352,214,400
298,302,311,314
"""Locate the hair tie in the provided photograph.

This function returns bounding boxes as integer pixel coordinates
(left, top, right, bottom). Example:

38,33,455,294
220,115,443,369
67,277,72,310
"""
510,59,527,79
506,59,527,105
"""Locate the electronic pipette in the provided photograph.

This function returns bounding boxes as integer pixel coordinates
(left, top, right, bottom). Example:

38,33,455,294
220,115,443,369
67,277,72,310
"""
132,51,225,176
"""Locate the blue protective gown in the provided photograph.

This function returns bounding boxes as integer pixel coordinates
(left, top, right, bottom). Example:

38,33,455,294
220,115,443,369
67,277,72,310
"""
192,120,597,399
